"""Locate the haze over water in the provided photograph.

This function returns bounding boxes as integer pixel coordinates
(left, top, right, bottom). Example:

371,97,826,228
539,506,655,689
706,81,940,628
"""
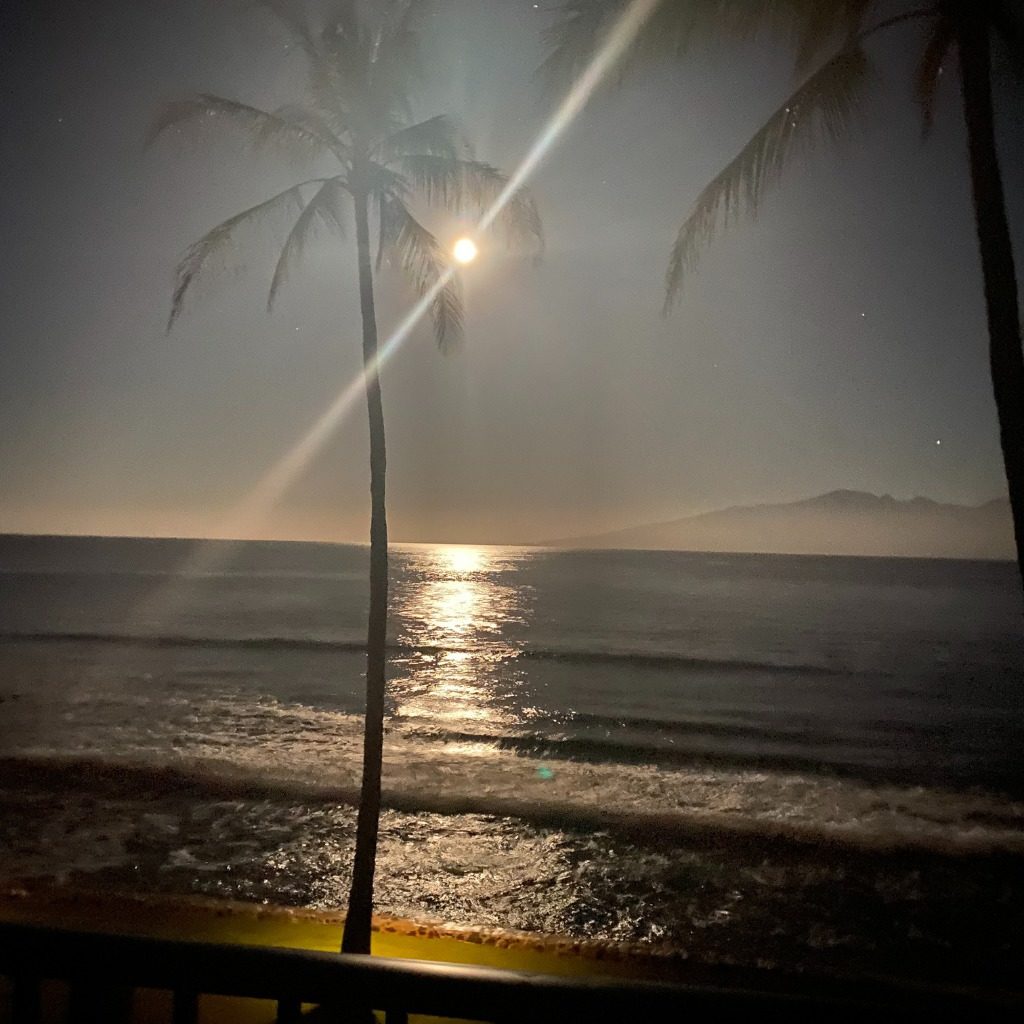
1,534,1022,986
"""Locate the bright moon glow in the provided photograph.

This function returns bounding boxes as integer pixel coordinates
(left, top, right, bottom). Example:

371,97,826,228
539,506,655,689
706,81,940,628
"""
130,0,662,636
158,0,660,565
453,238,478,264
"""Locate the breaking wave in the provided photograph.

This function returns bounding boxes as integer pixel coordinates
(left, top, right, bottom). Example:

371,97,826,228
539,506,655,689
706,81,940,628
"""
0,630,845,676
3,753,1023,860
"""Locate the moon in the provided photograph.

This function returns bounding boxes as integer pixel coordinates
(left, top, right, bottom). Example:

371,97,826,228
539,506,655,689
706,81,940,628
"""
453,237,478,264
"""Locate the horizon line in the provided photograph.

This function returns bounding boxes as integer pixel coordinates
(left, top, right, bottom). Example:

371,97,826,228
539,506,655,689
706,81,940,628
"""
0,528,1013,565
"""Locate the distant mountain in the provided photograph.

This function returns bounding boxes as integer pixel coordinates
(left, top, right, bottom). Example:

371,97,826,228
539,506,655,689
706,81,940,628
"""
547,490,1014,560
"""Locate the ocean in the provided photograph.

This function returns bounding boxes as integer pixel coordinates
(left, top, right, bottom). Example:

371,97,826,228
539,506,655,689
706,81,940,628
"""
1,534,1022,987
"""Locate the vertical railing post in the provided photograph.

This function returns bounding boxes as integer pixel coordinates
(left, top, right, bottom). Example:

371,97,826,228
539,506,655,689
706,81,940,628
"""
172,989,199,1024
276,995,302,1022
11,974,42,1024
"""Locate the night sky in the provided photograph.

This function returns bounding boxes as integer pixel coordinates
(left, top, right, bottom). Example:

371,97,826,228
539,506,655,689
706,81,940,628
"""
2,0,1022,544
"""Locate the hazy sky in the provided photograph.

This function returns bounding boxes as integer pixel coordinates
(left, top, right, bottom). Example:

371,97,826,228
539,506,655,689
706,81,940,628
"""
2,0,1022,544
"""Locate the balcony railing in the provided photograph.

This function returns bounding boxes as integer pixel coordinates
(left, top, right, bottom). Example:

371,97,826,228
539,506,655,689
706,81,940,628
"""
0,920,1016,1022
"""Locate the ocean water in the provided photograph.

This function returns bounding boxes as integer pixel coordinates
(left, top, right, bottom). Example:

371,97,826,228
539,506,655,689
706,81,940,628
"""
1,534,1023,986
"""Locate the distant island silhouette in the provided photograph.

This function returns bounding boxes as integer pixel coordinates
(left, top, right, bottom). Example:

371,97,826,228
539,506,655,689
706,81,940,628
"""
546,491,1014,560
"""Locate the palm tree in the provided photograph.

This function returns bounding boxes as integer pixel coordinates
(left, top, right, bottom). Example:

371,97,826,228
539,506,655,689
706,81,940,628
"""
546,1,1024,593
154,0,542,954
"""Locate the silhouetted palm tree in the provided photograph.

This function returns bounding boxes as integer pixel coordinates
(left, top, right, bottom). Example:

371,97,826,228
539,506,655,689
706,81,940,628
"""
154,0,542,954
547,0,1024,591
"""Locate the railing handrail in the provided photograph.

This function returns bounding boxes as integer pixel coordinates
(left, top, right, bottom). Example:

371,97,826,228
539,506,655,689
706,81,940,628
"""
0,920,1018,1020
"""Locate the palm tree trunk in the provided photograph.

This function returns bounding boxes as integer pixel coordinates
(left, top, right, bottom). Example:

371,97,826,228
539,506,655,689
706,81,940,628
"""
341,187,389,955
957,12,1024,596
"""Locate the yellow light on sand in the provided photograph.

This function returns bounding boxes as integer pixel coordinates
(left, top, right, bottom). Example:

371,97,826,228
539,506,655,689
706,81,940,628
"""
453,237,478,264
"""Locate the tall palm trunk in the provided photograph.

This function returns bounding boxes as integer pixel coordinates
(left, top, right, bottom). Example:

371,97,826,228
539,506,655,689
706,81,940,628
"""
957,12,1024,596
341,186,389,955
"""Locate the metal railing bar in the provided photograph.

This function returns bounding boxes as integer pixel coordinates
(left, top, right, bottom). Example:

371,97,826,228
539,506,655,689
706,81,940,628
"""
0,921,830,1014
0,921,1017,1021
0,936,821,1020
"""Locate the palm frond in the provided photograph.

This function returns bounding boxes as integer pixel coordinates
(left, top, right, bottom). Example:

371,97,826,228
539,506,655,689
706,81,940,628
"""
366,0,422,119
254,0,321,60
268,102,349,159
429,273,466,355
664,44,870,310
914,15,955,137
168,181,321,330
992,1,1024,72
791,0,873,72
149,94,339,164
253,3,362,144
373,0,421,73
391,153,468,207
394,155,544,255
316,1,375,128
539,0,625,95
366,161,413,209
541,0,863,95
376,114,460,163
270,0,364,125
268,177,350,311
377,194,465,351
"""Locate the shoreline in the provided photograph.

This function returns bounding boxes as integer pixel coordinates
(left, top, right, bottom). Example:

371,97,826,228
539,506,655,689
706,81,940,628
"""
0,883,707,983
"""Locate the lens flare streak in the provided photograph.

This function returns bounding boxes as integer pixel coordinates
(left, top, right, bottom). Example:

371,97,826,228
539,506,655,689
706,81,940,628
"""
479,0,661,234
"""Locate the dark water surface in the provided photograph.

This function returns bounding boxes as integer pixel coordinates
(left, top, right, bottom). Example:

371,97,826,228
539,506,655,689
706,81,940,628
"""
1,535,1022,986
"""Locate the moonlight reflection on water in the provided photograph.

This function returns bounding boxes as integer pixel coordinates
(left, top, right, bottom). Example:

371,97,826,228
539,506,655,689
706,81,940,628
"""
391,545,531,733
